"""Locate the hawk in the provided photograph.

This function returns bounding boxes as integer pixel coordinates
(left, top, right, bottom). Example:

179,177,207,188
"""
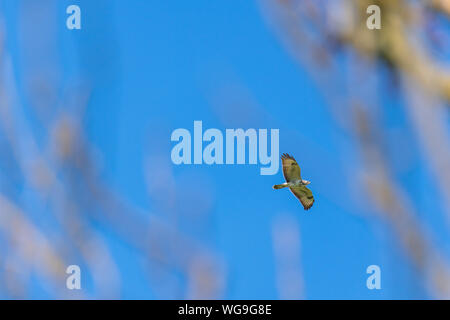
273,153,314,210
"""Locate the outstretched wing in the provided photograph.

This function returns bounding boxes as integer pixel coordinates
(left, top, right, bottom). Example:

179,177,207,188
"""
281,153,301,182
290,185,314,210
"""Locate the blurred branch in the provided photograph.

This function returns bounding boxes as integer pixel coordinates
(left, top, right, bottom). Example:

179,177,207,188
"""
0,194,73,298
0,3,225,298
428,0,450,16
355,102,450,298
272,214,304,299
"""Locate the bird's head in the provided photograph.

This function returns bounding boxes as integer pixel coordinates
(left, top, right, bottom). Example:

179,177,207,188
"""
303,180,311,185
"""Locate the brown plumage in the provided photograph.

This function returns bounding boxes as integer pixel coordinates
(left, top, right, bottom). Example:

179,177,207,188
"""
273,153,315,210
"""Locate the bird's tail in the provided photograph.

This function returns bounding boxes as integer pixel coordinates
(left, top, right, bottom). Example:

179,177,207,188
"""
273,183,288,190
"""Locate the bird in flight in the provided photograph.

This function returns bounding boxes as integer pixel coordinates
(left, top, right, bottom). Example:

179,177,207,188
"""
273,153,314,210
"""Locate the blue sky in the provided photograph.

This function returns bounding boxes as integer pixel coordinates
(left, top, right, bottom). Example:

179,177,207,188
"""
1,0,448,299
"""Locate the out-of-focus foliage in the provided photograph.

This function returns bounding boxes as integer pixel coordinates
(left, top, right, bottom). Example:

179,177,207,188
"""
260,0,450,298
0,0,449,299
